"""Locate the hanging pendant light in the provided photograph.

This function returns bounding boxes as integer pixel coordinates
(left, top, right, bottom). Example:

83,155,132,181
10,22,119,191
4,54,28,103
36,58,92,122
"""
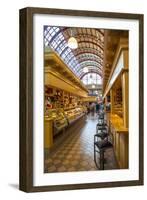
83,67,89,73
68,28,78,49
68,37,78,49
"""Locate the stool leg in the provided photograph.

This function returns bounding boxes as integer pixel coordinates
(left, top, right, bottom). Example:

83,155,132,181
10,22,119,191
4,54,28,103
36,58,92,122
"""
94,144,96,163
94,144,100,169
100,150,104,170
102,151,104,170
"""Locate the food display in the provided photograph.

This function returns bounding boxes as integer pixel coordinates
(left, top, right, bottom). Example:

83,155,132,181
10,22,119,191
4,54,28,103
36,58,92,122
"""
54,112,68,135
46,109,68,136
44,86,87,135
47,109,57,118
45,106,87,135
45,87,64,109
45,86,84,110
79,105,87,114
64,110,75,123
64,106,87,124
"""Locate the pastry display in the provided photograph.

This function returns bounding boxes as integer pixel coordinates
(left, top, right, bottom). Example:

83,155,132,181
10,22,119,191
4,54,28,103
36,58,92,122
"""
44,86,87,135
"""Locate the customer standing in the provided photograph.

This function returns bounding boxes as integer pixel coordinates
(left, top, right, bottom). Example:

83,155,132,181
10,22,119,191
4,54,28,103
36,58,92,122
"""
96,103,100,114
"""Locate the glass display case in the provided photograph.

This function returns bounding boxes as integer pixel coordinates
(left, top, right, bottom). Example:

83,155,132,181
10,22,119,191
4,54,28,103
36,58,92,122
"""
46,109,68,136
45,104,87,135
53,110,68,135
64,106,86,124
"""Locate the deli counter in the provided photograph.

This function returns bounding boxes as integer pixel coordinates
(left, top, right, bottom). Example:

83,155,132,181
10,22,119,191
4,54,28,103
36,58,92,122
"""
44,106,87,149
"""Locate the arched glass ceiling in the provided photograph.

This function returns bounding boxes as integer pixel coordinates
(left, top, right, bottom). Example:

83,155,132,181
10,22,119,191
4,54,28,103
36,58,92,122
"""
66,53,102,65
80,70,101,79
74,61,102,74
44,26,104,78
81,73,102,85
78,66,102,78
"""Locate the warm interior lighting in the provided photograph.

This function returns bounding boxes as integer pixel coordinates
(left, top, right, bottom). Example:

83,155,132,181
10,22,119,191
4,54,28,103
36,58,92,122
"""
92,84,95,88
68,37,78,49
83,67,89,73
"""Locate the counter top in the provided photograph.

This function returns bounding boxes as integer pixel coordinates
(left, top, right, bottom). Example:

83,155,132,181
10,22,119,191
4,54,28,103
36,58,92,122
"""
44,116,54,121
107,113,128,134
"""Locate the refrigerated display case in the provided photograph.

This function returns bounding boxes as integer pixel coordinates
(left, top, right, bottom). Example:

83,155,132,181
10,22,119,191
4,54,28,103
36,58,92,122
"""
64,106,86,124
46,109,68,136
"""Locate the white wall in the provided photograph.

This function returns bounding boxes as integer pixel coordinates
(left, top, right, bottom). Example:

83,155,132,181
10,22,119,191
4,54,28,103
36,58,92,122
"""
0,0,146,199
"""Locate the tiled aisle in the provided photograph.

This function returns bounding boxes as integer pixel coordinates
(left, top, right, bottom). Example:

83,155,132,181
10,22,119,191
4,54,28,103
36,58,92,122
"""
44,113,118,173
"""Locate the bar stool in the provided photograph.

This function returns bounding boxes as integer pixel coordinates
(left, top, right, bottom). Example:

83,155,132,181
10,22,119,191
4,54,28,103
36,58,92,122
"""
95,123,108,146
97,112,106,125
98,114,104,120
98,111,105,119
94,130,108,142
96,122,107,133
94,139,113,170
96,119,108,138
94,118,113,170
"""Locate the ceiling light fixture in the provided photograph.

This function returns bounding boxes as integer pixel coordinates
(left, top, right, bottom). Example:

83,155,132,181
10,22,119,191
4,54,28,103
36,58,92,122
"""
92,84,95,89
83,67,89,73
67,29,78,49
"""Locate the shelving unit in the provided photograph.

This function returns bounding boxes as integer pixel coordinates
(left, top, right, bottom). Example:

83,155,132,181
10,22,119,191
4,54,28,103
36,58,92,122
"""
113,87,123,118
45,86,85,110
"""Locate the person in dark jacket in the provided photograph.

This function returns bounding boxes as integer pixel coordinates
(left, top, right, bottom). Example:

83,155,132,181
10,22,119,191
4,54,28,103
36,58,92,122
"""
96,103,99,113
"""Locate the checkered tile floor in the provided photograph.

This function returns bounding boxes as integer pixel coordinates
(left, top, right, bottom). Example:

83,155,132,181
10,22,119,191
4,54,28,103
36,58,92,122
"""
44,113,118,173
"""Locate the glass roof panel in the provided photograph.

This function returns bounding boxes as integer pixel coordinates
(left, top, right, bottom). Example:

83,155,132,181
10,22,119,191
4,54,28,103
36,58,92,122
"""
78,66,102,76
81,73,102,85
44,26,104,78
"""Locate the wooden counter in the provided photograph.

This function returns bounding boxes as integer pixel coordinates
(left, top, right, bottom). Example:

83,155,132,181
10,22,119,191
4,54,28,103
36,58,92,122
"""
106,113,128,169
44,117,53,149
44,113,86,151
108,114,128,133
